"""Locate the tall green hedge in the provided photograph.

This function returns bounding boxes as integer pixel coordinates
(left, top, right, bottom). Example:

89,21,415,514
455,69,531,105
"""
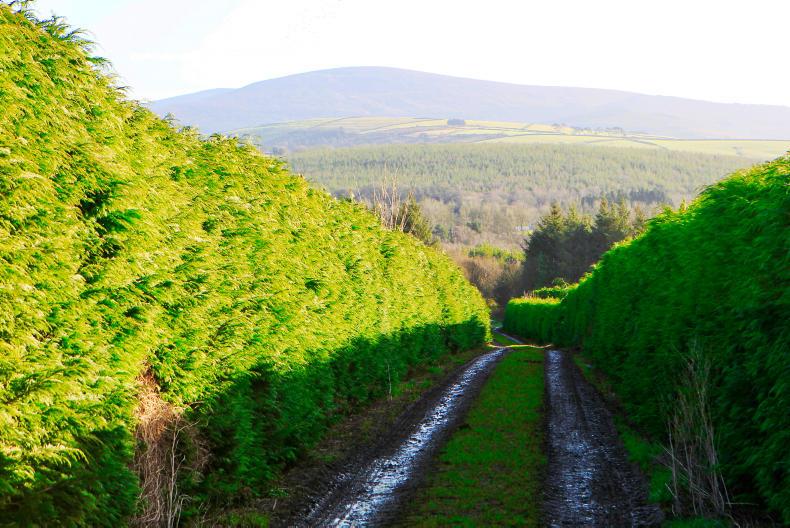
504,155,789,522
0,6,488,525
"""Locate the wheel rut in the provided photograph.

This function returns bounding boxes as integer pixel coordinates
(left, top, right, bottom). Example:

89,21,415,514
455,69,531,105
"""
286,342,663,527
544,349,663,527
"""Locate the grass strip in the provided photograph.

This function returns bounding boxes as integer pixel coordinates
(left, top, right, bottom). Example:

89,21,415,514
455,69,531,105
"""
398,346,545,527
491,329,523,347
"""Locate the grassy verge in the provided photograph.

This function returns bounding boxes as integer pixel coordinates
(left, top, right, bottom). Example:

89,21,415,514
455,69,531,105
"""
572,354,672,502
491,328,523,347
398,346,545,527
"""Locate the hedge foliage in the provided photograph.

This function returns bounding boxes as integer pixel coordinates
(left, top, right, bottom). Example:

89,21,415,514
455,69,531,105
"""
504,155,790,522
0,6,488,525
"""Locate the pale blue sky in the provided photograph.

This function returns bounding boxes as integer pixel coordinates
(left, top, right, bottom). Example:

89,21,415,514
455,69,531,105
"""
31,0,790,106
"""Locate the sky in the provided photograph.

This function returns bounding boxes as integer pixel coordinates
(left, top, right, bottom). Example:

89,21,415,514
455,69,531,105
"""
30,0,790,106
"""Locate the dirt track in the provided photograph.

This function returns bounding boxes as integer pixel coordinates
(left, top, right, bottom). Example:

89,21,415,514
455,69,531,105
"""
283,343,663,527
287,348,507,527
543,349,663,527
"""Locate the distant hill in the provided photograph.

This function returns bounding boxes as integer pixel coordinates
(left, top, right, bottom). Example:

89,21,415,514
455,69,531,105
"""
149,67,790,139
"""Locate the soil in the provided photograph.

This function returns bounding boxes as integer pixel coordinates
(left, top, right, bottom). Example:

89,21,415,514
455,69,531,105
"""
543,349,664,527
252,347,486,526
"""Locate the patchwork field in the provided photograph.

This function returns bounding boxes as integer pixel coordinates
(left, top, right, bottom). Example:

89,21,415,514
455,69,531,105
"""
231,116,789,159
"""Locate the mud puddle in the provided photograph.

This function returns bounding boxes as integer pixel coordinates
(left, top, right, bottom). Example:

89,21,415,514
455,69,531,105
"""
544,349,663,527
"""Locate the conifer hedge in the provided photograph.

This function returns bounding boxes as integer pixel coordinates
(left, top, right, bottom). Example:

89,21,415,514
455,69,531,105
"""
504,155,789,521
0,6,488,524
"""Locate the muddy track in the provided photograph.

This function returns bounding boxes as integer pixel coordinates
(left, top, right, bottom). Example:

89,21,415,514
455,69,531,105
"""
544,349,663,527
284,348,507,527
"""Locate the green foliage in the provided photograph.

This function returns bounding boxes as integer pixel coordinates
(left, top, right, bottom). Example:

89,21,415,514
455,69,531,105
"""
504,156,790,522
531,284,571,300
396,196,436,246
451,247,523,311
289,143,758,246
467,243,522,262
0,5,489,525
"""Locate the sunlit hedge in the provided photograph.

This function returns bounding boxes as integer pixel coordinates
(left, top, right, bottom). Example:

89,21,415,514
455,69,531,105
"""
505,155,790,522
0,6,488,524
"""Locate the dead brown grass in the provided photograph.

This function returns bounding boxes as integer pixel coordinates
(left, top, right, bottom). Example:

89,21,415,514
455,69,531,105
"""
131,371,190,528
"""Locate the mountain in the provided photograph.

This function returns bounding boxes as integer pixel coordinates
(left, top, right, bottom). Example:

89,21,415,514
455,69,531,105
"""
149,67,790,139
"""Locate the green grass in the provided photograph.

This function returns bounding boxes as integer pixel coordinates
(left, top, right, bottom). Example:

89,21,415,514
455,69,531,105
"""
491,329,521,347
399,346,545,527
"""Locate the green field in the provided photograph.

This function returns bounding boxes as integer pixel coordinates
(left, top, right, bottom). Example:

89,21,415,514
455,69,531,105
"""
399,346,545,527
232,116,789,159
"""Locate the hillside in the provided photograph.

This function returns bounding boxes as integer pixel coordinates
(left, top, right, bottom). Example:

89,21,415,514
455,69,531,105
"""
504,155,790,522
0,6,488,525
233,116,790,159
149,67,790,139
287,143,763,246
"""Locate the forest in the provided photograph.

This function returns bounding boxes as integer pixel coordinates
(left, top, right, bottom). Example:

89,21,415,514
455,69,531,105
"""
288,143,758,246
0,6,488,525
504,156,790,523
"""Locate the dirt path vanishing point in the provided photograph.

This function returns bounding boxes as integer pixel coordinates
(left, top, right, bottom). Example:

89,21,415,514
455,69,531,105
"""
544,349,664,527
293,348,507,527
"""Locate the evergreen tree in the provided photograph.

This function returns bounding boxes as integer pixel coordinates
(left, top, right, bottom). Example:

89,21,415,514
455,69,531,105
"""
522,200,643,290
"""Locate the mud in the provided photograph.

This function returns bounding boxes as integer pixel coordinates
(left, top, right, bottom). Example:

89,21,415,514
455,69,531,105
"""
543,349,663,527
291,348,507,527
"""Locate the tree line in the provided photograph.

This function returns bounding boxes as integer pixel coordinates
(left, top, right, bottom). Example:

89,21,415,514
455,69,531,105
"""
448,199,646,310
